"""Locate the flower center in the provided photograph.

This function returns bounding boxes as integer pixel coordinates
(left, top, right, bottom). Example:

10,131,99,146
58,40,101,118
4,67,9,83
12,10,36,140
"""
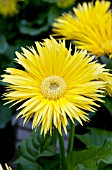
102,40,112,54
41,76,67,100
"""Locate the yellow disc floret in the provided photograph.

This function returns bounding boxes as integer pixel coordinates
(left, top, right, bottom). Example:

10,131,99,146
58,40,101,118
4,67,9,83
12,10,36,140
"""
41,75,67,100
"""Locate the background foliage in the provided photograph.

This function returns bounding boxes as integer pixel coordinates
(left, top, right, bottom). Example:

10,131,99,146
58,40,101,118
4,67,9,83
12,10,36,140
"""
0,0,112,170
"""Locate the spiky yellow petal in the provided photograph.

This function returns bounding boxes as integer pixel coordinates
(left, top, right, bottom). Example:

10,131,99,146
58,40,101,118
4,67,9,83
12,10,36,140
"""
0,164,12,170
2,36,107,135
53,0,112,57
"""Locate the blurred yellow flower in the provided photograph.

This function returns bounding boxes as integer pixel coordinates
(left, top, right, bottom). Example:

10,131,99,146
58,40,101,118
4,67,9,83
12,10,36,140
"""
100,72,112,96
0,0,21,16
53,0,112,57
0,164,12,170
2,37,107,135
56,0,76,8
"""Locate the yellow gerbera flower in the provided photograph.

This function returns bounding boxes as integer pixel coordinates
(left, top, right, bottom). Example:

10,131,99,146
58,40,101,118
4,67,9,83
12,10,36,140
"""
56,0,76,8
0,164,12,170
2,37,107,135
0,0,20,16
53,0,112,57
100,72,112,96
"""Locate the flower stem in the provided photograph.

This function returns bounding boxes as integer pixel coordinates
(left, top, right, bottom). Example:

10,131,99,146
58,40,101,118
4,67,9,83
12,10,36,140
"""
67,120,75,154
53,126,57,146
58,132,67,170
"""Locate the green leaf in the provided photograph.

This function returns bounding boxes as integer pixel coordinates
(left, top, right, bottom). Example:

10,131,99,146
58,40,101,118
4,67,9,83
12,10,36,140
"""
73,160,97,170
0,35,8,54
66,140,112,170
15,130,59,170
15,157,43,170
103,96,112,115
47,6,60,25
38,154,61,170
19,131,56,159
98,162,112,170
0,103,12,129
100,56,112,69
18,25,49,36
42,0,57,3
75,128,112,147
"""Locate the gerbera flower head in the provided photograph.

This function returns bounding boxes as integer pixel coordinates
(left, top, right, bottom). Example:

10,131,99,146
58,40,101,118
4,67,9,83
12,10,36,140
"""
0,0,20,16
53,0,112,57
56,0,76,8
2,36,107,135
100,71,112,96
0,164,12,170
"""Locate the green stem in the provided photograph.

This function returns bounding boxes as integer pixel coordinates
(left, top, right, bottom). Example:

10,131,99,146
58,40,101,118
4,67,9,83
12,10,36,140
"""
58,131,67,170
53,126,57,146
98,57,103,64
67,120,75,154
